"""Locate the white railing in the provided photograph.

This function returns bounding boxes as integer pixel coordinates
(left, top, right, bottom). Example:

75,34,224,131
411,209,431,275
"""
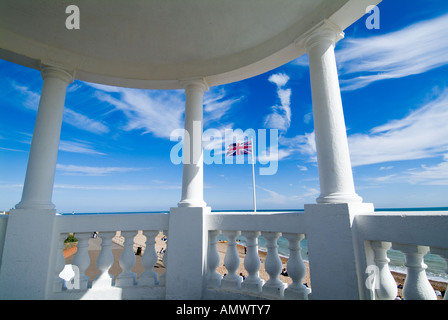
204,212,311,300
0,215,8,273
355,211,448,300
204,210,448,300
50,212,169,300
35,209,448,300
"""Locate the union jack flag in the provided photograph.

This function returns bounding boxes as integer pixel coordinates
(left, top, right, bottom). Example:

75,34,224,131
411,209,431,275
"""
226,141,252,156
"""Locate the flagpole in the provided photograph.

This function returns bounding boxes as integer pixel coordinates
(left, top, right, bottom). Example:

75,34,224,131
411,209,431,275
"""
251,137,256,213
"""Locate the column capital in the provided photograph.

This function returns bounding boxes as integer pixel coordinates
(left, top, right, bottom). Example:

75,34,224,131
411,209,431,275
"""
40,65,74,84
179,78,209,92
301,20,344,53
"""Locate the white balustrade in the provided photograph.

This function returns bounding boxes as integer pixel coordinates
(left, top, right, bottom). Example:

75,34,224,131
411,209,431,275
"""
115,231,137,287
206,230,222,288
283,233,310,300
221,230,242,290
241,231,264,293
70,232,91,290
393,243,437,300
158,230,168,286
370,241,397,300
93,231,115,288
262,232,285,298
430,247,448,300
138,230,159,287
45,211,447,300
54,233,67,292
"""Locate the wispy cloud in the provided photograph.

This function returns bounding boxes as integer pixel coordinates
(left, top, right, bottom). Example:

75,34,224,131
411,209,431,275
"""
0,146,26,152
348,89,448,166
56,164,142,176
278,88,448,175
63,108,109,134
54,183,180,191
11,82,40,110
365,154,448,186
258,185,319,205
91,84,185,139
11,82,110,134
59,140,105,155
257,145,291,163
337,13,448,91
279,131,316,158
91,83,242,140
264,73,292,132
204,87,243,124
405,154,448,185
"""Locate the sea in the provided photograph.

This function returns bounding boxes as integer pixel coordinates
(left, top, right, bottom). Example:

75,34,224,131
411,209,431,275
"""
61,207,448,283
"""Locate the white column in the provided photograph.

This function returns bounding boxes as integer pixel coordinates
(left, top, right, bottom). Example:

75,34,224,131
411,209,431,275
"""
0,65,73,299
16,66,73,209
304,22,362,204
178,79,208,207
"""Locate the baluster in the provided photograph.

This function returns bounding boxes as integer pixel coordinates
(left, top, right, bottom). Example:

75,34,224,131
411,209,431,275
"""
70,232,91,290
393,243,436,300
115,231,137,287
369,241,397,300
206,230,222,288
53,233,67,292
241,231,264,293
221,230,242,290
429,247,448,300
159,230,168,286
93,231,115,288
283,233,310,300
138,230,159,287
261,232,285,298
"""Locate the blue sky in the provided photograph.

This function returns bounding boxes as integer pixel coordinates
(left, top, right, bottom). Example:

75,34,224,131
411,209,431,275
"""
1,0,448,213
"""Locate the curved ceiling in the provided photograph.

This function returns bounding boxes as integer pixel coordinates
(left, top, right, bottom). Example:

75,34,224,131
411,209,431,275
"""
0,0,379,89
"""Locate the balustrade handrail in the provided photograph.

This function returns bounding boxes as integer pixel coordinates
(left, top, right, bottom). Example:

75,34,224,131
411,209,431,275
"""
354,211,448,248
55,212,169,234
207,211,307,234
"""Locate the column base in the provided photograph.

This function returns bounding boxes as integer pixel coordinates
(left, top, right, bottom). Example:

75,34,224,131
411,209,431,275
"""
177,199,207,208
15,200,56,210
304,202,374,299
165,206,211,299
316,192,363,204
0,208,58,299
